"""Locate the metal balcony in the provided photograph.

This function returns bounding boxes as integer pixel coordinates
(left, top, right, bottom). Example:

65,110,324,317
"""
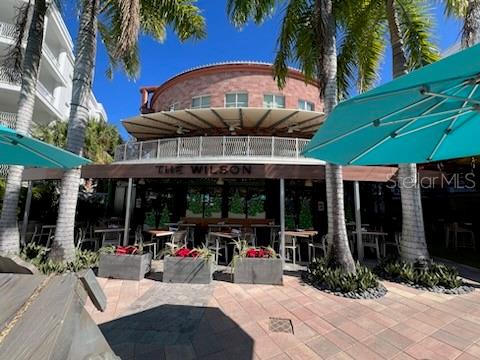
114,136,324,164
0,21,15,40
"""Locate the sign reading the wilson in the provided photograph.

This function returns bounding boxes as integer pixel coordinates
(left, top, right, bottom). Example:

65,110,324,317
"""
156,165,252,176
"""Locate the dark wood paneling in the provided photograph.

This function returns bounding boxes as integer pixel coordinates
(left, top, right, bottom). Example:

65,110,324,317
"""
22,163,399,182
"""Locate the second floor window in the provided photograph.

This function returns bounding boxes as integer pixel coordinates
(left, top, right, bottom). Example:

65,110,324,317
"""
225,92,248,108
169,102,179,111
298,100,314,111
191,95,211,109
264,94,285,109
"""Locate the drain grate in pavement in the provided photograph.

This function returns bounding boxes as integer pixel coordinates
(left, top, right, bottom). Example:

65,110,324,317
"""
269,317,294,334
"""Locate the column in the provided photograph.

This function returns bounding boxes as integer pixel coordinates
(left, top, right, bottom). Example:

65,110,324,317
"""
280,178,286,266
354,181,363,260
123,178,133,246
20,181,33,246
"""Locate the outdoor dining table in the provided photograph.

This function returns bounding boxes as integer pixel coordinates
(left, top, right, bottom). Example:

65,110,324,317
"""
94,227,125,247
147,230,175,257
208,231,241,264
282,230,319,264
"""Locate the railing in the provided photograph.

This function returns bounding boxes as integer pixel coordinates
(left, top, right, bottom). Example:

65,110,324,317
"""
0,66,21,85
114,136,316,163
36,81,55,103
0,21,16,40
43,45,60,68
0,111,17,128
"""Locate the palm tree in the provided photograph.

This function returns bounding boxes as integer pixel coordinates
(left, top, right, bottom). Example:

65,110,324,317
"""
0,0,49,255
227,0,381,273
50,0,206,261
342,0,442,262
33,118,122,164
461,0,480,48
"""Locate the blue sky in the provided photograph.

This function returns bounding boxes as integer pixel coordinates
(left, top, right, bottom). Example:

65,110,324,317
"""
63,1,462,139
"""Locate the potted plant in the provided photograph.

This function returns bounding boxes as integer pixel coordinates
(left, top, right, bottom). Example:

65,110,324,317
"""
98,245,152,281
163,244,214,284
232,240,283,285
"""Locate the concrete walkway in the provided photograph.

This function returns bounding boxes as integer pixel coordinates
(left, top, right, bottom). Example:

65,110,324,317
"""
86,270,480,360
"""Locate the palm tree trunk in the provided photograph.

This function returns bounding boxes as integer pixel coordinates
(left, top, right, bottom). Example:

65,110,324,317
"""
386,0,429,262
462,0,480,48
0,0,47,254
318,0,356,274
50,0,99,262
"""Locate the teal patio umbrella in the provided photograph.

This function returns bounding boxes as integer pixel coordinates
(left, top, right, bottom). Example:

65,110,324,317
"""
0,124,90,168
303,44,480,165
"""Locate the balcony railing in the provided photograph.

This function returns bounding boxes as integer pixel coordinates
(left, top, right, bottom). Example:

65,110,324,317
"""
114,136,319,164
0,111,17,128
36,81,55,103
43,45,60,68
0,66,21,85
0,21,15,40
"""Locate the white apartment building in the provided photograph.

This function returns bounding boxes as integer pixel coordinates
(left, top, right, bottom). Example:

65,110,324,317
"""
0,0,107,129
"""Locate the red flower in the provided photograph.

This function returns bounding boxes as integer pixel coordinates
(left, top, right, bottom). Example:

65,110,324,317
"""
245,247,273,258
115,246,138,255
175,248,191,257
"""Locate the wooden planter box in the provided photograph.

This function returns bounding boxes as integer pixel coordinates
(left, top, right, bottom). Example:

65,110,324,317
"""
234,258,283,285
163,256,213,284
98,252,152,281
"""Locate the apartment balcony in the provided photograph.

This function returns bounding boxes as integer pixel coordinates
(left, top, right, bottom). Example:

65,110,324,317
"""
0,111,16,128
0,21,15,41
114,136,324,165
0,66,21,85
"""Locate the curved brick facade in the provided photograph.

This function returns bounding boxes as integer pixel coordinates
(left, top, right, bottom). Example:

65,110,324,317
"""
141,63,322,113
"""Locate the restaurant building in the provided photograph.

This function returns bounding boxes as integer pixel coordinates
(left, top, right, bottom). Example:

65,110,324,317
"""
23,62,398,256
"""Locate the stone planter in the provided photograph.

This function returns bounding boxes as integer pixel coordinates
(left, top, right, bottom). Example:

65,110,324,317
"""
163,256,213,284
98,252,152,281
233,258,283,285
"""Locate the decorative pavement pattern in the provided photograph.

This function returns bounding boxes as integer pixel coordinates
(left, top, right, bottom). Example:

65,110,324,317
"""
86,267,480,360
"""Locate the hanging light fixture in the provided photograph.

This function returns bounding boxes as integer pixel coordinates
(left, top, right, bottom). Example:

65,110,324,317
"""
304,179,313,187
216,178,224,186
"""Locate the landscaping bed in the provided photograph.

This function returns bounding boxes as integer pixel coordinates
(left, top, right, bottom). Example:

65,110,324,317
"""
374,258,475,295
302,258,387,299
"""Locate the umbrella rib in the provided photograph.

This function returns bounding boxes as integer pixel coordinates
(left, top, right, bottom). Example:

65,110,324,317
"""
0,135,67,168
378,106,475,126
348,118,419,164
395,110,474,138
376,83,470,126
428,84,479,161
421,90,480,106
304,122,373,152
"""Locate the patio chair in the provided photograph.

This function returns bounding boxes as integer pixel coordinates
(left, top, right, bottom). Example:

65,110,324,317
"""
362,233,382,259
76,228,99,251
453,223,476,250
381,232,401,258
284,234,301,265
206,233,229,265
308,234,327,262
242,232,256,247
102,230,122,247
31,225,55,248
134,226,157,258
170,230,188,247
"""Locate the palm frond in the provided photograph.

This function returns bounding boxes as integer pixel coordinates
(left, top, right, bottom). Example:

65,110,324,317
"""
274,0,319,89
115,0,140,58
227,0,278,27
1,1,31,78
437,0,468,17
397,0,440,70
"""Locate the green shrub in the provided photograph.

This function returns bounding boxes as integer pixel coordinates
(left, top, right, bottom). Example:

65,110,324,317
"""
20,243,99,275
376,258,463,289
307,257,379,293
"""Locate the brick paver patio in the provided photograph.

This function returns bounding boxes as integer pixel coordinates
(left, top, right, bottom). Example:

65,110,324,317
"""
86,267,480,360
